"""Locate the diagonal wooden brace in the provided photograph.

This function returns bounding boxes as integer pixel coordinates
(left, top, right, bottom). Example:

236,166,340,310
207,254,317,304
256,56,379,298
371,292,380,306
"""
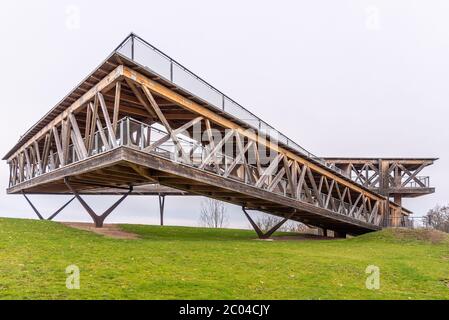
22,191,76,221
242,207,294,239
64,177,133,228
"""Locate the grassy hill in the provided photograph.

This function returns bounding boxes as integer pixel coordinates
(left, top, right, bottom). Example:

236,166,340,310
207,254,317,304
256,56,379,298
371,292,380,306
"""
0,218,448,300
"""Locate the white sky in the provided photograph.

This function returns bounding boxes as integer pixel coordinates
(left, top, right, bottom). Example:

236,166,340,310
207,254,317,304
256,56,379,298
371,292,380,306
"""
0,0,446,228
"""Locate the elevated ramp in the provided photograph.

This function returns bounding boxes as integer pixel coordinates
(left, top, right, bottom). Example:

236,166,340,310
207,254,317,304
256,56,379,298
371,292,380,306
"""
4,34,414,235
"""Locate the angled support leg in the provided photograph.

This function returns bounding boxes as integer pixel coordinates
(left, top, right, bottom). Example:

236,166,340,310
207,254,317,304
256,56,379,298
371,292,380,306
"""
64,177,133,228
22,191,75,221
242,207,294,239
47,197,76,221
158,194,166,226
242,207,265,239
22,191,44,220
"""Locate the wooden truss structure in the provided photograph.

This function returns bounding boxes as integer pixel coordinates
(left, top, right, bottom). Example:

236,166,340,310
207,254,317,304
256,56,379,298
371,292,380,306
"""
324,158,436,227
4,35,420,237
324,158,436,199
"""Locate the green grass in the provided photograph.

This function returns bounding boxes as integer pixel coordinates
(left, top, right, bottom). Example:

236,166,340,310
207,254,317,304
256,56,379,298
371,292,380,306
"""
0,218,448,300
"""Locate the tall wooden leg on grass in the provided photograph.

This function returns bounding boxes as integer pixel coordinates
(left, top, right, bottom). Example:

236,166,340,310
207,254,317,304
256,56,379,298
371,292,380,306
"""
242,207,293,239
64,177,133,228
158,194,166,226
22,191,76,221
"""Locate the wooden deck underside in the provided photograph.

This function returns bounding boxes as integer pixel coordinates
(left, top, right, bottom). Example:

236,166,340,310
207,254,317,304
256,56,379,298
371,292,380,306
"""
8,147,380,235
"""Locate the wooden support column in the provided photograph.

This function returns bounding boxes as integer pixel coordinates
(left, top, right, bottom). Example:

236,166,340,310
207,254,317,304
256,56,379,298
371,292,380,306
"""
340,164,351,177
379,159,390,197
394,194,402,207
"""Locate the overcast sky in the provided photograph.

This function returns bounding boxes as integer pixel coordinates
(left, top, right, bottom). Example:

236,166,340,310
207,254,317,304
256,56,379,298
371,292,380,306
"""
0,0,446,228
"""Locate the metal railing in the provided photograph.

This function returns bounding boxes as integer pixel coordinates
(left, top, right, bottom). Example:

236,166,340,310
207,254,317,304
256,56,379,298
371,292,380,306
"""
114,33,349,179
381,216,415,229
381,216,432,229
403,176,430,188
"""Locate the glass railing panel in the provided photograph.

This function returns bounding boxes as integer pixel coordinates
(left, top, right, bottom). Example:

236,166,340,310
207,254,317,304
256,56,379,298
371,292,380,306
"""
128,119,144,147
134,38,172,80
172,64,223,108
258,121,271,137
224,98,260,129
116,37,133,59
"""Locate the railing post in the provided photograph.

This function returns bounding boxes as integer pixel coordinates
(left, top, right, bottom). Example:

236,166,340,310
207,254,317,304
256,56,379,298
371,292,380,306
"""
131,35,135,60
95,133,98,154
170,61,174,82
140,123,145,149
126,118,131,146
120,119,124,146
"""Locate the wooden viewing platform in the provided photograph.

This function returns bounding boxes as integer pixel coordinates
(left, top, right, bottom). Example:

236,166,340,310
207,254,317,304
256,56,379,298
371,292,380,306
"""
4,34,435,237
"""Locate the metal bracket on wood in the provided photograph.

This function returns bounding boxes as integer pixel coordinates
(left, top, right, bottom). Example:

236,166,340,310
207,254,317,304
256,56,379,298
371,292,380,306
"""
64,177,133,228
242,207,294,239
22,191,76,221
